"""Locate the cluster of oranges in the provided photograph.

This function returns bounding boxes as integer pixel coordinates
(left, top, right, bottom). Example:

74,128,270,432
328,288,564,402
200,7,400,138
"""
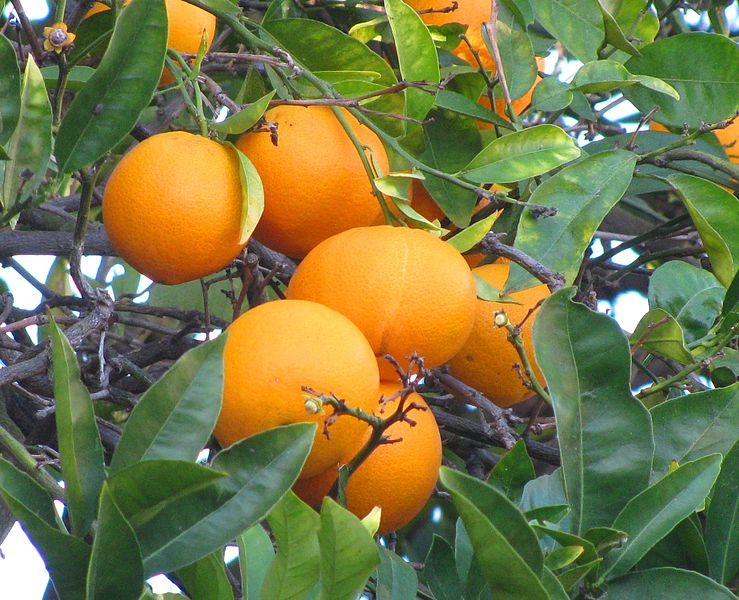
100,0,557,533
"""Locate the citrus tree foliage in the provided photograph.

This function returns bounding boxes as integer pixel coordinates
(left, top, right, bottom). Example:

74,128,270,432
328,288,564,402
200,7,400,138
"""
0,0,738,599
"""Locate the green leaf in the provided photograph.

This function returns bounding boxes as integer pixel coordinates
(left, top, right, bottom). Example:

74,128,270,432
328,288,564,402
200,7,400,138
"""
55,0,168,172
601,454,722,580
440,468,548,600
230,144,265,245
264,19,402,136
212,90,276,134
484,1,537,101
419,109,483,226
571,60,678,99
487,440,536,503
376,547,418,600
648,261,724,344
148,277,242,323
598,2,641,58
384,0,440,122
541,567,570,600
507,149,637,291
630,308,693,364
623,33,739,129
607,567,737,599
447,211,499,253
705,440,739,585
533,0,605,62
557,559,601,592
454,519,489,600
525,504,570,523
434,89,512,129
533,525,598,563
177,551,234,600
238,525,275,600
41,66,96,92
651,384,738,478
67,9,115,66
460,124,580,183
318,497,380,600
423,535,461,600
262,491,321,600
529,76,573,112
49,318,106,538
520,469,568,522
598,0,658,60
545,546,584,570
0,55,52,223
87,483,143,600
533,289,654,534
723,271,739,317
669,174,739,287
0,34,21,150
111,335,226,473
187,0,240,16
137,424,314,575
0,458,91,600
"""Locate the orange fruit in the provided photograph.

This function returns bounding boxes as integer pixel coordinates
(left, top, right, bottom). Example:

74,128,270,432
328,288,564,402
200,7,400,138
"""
286,226,477,378
409,179,446,223
408,0,496,70
651,120,738,163
293,381,442,535
447,262,549,407
235,106,390,258
102,131,246,285
214,299,381,479
84,0,216,85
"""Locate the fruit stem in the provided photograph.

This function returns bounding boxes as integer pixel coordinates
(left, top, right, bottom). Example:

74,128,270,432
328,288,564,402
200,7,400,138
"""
502,320,551,404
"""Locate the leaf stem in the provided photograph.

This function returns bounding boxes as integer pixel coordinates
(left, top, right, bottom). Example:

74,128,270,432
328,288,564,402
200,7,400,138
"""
0,425,66,499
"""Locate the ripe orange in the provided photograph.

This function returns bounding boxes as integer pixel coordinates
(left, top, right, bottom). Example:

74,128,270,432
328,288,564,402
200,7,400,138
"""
103,131,246,285
84,0,216,85
235,106,390,258
447,262,549,407
214,299,381,479
651,120,738,163
286,226,477,378
408,0,495,70
293,381,442,535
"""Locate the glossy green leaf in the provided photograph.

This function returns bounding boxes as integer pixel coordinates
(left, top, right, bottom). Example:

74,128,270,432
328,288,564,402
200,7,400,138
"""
507,149,636,291
601,454,722,580
669,174,739,287
49,318,106,538
434,90,512,129
533,525,598,563
651,384,738,478
584,526,629,554
0,459,91,600
598,2,641,57
545,546,584,570
533,289,654,534
419,109,483,226
623,33,739,129
55,0,168,172
318,497,380,600
177,551,234,600
487,440,535,503
454,519,489,600
541,567,570,600
607,567,737,599
440,468,549,600
630,308,693,364
262,491,321,600
187,0,240,16
460,124,580,183
67,9,115,66
238,525,275,600
87,483,143,600
230,144,265,245
0,34,21,150
525,504,570,523
0,55,52,223
41,66,95,92
142,424,313,575
648,261,724,344
212,90,276,134
264,19,402,136
571,60,678,99
723,272,739,317
557,559,601,592
376,547,418,600
598,0,658,60
384,0,439,122
533,0,605,62
705,440,739,585
423,535,461,600
520,469,568,519
110,335,227,474
484,1,537,101
529,76,573,112
474,274,522,303
447,211,499,253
